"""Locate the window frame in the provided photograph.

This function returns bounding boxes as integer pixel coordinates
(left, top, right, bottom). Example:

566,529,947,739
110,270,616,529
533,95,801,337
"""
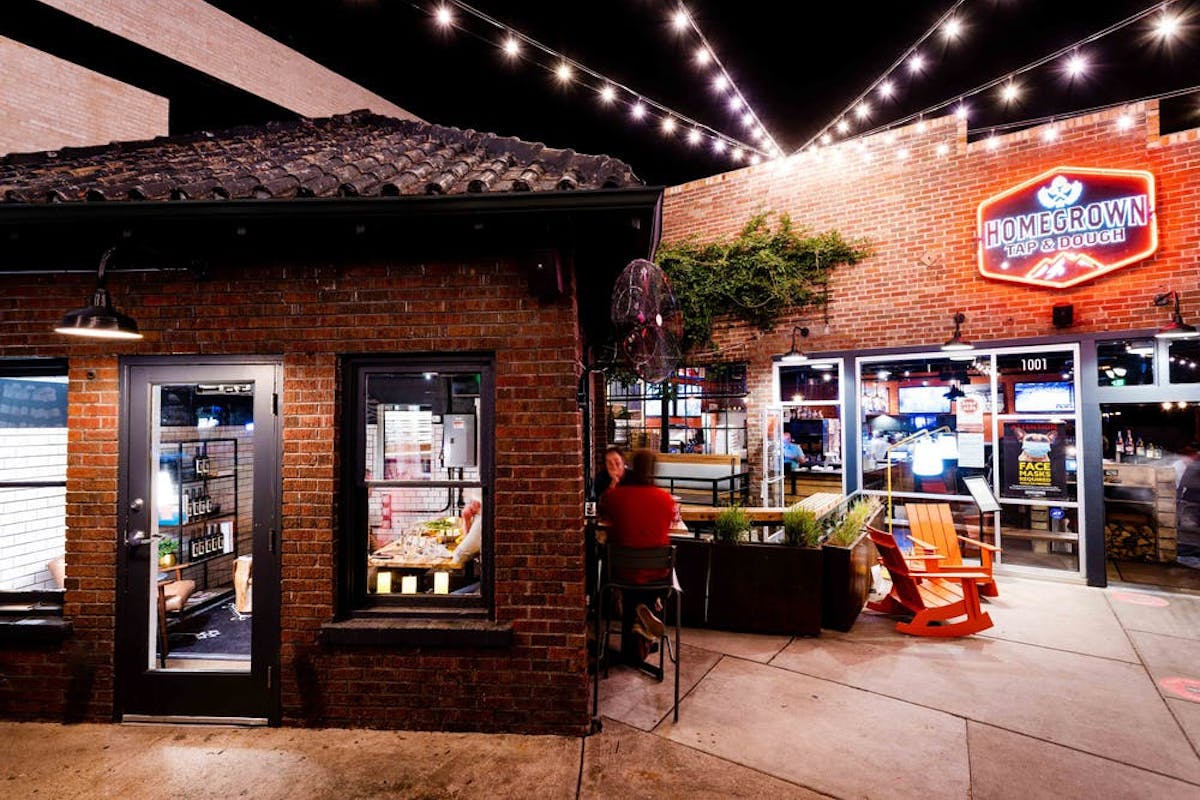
340,353,495,617
0,359,69,599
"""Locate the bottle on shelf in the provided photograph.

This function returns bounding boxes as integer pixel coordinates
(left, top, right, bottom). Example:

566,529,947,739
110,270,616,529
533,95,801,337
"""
1114,430,1124,462
1135,436,1146,460
1124,429,1135,459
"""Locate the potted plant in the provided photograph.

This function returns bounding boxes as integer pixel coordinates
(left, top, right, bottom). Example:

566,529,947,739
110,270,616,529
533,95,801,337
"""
703,505,822,636
711,505,751,544
158,537,178,568
821,496,881,632
783,506,823,548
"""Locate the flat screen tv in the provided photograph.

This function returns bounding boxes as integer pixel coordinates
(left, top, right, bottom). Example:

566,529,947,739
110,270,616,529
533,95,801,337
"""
897,385,952,414
1013,381,1075,413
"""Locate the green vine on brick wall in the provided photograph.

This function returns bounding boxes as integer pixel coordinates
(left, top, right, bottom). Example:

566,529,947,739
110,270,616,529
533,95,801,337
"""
655,212,871,352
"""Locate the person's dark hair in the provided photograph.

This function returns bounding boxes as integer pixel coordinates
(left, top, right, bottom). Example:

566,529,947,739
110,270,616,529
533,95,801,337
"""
626,448,657,486
604,444,626,460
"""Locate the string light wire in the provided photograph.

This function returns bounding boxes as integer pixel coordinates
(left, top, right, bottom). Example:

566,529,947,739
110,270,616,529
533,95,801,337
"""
422,0,771,160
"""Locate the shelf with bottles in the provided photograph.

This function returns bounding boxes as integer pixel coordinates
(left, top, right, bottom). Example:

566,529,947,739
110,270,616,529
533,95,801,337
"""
157,438,238,565
1110,428,1166,464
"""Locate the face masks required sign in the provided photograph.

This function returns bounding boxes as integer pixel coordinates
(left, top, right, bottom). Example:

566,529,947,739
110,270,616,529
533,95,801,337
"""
977,166,1157,288
1001,422,1068,499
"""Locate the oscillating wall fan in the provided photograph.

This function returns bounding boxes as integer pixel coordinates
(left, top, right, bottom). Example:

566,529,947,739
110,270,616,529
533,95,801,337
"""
610,258,683,383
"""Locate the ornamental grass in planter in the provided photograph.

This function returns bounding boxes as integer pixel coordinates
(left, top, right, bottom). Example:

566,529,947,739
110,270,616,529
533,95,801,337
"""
705,504,823,636
821,496,881,632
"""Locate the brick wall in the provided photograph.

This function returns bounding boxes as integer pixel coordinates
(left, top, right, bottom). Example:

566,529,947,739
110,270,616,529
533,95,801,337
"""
0,426,67,591
0,36,168,155
661,103,1200,486
0,255,589,734
38,0,418,122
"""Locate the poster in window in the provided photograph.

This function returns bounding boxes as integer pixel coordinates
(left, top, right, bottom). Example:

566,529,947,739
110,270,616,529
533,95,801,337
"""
1001,421,1067,499
955,395,986,468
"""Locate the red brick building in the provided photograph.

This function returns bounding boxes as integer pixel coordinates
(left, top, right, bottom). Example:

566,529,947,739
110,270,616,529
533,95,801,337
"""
0,112,658,732
659,102,1200,588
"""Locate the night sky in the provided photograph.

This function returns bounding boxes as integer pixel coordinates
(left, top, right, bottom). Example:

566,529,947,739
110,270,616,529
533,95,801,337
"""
4,1,1199,186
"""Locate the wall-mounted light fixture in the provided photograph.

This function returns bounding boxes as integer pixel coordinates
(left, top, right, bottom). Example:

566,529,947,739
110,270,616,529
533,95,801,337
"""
778,326,834,370
54,247,143,340
940,312,974,354
1154,290,1199,340
779,326,810,364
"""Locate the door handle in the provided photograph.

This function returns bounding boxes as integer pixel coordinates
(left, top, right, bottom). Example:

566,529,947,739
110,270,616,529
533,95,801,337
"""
129,497,144,512
125,529,149,547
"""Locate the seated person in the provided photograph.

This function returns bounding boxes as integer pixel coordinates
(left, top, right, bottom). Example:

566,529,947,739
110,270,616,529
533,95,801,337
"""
452,499,483,566
782,432,807,471
594,444,632,496
599,449,674,664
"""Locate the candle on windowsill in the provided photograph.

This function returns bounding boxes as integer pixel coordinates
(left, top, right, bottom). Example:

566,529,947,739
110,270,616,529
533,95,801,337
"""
433,571,450,595
376,571,392,594
401,575,418,594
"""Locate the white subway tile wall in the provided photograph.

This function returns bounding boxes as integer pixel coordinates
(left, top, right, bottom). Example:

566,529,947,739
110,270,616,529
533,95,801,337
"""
0,429,68,591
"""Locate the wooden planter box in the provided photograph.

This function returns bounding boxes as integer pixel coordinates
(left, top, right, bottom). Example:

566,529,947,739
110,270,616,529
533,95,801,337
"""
821,529,877,632
705,541,822,636
670,536,711,627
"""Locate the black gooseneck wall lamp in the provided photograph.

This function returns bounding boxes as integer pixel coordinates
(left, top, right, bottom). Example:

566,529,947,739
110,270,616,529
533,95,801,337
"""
1154,290,1199,340
54,247,143,340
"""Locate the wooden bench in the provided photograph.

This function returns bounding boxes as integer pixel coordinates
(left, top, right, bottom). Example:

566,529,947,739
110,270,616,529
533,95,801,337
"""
866,525,994,637
904,503,1000,598
654,453,749,506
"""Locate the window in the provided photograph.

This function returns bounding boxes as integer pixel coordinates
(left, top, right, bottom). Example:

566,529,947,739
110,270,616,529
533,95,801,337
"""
342,355,493,613
1097,338,1155,386
1168,339,1200,384
859,355,983,495
776,362,843,503
0,360,68,593
607,364,747,457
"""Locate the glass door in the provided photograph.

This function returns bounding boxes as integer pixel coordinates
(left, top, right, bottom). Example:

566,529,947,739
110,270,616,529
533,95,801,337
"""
117,361,279,722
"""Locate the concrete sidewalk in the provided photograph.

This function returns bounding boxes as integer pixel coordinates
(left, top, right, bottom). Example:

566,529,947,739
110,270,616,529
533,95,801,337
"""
3,576,1199,798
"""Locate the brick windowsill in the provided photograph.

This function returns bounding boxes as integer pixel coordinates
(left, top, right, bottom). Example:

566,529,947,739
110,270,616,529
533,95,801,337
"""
0,616,73,644
319,616,513,648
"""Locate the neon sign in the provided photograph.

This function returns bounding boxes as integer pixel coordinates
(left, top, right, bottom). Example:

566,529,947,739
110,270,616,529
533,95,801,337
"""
977,166,1157,288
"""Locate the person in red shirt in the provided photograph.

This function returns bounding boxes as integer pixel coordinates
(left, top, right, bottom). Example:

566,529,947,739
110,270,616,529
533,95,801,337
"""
599,448,675,664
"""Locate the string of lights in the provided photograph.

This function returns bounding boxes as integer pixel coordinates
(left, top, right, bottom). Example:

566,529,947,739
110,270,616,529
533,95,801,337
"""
796,0,969,153
843,1,1180,146
798,1,1183,155
667,4,785,158
422,1,775,164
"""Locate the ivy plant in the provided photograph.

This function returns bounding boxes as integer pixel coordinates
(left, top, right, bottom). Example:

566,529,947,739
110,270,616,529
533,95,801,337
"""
655,212,871,352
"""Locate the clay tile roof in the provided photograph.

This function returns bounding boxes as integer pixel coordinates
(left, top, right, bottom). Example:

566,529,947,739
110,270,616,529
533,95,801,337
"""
0,110,643,205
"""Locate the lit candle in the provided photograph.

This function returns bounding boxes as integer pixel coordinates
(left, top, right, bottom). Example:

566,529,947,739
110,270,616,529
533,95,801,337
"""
401,575,417,594
433,571,450,594
376,571,392,594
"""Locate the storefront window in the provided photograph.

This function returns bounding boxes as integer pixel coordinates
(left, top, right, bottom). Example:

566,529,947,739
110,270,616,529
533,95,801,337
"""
345,357,492,609
776,363,842,502
1168,338,1200,384
1097,338,1155,386
859,347,1081,575
0,362,68,592
859,355,989,495
607,364,747,457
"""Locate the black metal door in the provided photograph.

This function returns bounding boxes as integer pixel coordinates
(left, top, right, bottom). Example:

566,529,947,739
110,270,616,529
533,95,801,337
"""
117,359,279,722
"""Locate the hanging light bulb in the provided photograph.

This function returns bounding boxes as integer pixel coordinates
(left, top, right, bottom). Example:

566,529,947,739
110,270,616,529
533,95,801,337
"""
501,36,520,58
908,52,925,73
555,62,573,83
